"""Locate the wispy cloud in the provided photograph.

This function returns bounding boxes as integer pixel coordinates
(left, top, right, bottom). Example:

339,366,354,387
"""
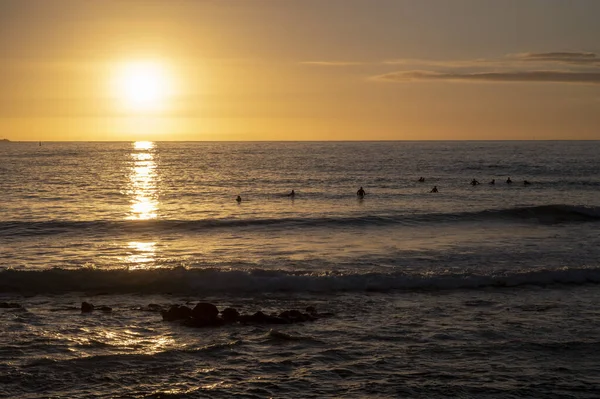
374,70,600,84
301,61,364,66
304,51,600,84
382,58,495,68
374,51,600,85
513,51,600,66
517,51,597,60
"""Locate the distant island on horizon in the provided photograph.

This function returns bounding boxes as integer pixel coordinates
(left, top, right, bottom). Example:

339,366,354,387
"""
0,139,10,142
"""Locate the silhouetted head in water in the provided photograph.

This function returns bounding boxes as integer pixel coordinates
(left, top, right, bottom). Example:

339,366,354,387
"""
506,177,512,184
430,186,438,193
236,195,242,203
471,179,480,186
418,177,425,182
288,190,295,197
489,179,495,185
357,187,366,196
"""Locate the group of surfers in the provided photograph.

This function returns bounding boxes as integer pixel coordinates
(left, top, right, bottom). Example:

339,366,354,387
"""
425,176,531,193
235,178,532,201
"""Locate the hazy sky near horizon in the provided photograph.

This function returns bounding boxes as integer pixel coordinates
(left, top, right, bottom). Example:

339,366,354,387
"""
1,0,599,140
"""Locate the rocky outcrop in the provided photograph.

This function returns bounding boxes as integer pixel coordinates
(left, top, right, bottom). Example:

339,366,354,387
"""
192,303,219,321
221,307,240,323
161,302,331,328
161,304,192,321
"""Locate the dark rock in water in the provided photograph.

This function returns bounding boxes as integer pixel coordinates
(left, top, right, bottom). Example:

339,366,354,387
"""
97,306,112,312
250,311,269,323
279,309,315,322
304,306,334,319
161,304,192,321
0,302,21,309
81,302,94,313
162,303,329,327
289,310,307,321
279,310,291,319
221,307,240,323
192,303,219,321
177,302,224,327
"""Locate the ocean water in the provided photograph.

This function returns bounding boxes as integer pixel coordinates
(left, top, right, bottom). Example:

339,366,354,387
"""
1,141,600,398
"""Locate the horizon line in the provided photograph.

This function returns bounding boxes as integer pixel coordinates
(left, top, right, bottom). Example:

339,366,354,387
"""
3,139,600,143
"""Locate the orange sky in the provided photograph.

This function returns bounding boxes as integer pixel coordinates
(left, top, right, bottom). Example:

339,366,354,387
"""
1,0,599,141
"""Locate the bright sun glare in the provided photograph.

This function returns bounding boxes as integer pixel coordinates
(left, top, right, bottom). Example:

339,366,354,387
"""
113,61,172,112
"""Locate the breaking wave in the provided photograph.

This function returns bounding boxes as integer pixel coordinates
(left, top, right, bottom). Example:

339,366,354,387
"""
1,266,599,295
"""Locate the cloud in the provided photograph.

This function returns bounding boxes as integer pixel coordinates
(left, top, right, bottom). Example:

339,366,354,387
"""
308,50,600,85
514,52,600,66
517,51,597,60
383,52,600,68
382,58,495,67
375,70,600,84
307,51,600,69
301,61,364,66
373,50,600,85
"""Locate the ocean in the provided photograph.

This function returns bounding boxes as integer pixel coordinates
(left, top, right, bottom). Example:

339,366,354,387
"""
1,141,599,398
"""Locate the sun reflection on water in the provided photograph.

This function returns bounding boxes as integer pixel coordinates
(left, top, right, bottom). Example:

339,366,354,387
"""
125,141,159,269
133,140,155,151
128,141,158,220
124,241,157,269
55,328,178,356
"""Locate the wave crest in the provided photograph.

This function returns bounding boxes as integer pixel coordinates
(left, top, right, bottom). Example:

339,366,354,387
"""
1,266,599,295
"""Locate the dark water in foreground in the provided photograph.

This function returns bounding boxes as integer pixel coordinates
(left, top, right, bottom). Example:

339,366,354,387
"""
1,141,599,398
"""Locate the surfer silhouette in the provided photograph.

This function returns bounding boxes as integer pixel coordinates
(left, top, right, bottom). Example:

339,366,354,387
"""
430,186,438,193
523,180,531,186
489,179,495,185
471,179,480,186
357,187,366,197
287,190,295,197
506,177,512,184
236,195,242,203
418,177,425,183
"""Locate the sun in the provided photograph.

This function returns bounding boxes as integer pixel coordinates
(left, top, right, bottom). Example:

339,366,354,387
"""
112,61,173,112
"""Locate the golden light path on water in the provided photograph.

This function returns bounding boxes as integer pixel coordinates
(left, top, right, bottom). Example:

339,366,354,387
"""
128,141,158,220
124,141,158,269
